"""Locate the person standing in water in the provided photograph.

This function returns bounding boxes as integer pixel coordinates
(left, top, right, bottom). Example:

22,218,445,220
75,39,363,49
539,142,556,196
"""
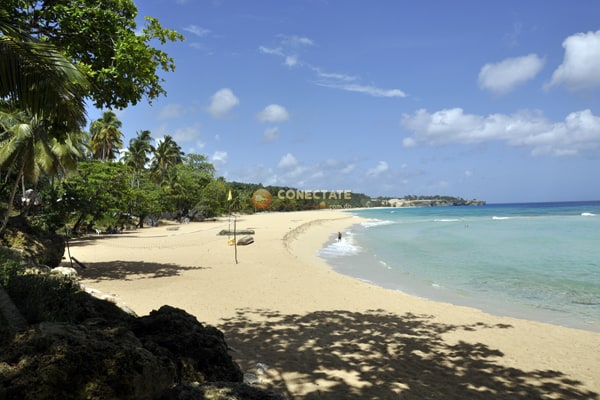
338,231,342,241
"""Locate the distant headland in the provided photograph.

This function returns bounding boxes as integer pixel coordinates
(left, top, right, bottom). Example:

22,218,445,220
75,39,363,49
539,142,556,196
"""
369,195,486,208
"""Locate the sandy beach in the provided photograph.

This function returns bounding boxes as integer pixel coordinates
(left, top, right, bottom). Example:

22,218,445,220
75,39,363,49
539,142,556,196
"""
70,210,600,399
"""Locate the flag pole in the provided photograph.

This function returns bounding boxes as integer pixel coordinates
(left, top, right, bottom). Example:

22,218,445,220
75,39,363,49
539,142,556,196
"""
227,190,237,264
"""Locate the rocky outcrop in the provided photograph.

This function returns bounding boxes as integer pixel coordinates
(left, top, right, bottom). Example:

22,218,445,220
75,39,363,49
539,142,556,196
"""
0,320,176,400
0,299,285,399
132,306,243,383
159,382,286,400
1,217,65,268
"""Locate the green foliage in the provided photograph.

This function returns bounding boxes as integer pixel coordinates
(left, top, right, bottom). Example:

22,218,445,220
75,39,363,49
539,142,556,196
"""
89,111,123,161
0,256,22,286
4,0,184,109
59,161,132,229
195,178,228,218
0,15,88,128
3,270,81,323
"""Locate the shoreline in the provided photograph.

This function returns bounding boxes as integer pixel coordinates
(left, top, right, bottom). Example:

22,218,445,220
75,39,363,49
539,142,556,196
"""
317,216,600,333
73,209,600,398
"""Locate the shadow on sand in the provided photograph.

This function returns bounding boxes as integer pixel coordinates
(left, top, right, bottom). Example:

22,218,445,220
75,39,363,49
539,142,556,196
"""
219,309,598,400
75,260,209,282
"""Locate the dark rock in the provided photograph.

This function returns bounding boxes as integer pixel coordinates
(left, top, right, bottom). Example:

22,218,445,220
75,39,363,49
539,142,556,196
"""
1,217,65,268
0,297,274,399
0,321,176,400
132,305,243,383
159,382,288,400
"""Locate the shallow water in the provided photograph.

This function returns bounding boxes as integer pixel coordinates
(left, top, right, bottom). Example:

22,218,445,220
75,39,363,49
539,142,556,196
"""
318,201,600,332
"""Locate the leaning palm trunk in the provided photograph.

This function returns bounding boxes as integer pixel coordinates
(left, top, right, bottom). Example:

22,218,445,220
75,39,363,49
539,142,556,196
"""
0,162,24,236
0,283,28,333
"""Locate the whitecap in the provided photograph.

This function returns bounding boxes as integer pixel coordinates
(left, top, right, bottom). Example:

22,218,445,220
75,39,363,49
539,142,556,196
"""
317,233,362,258
434,218,461,222
492,216,511,220
581,212,596,217
361,218,394,228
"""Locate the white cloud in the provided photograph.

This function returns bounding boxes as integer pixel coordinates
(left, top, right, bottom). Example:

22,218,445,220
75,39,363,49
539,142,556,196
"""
258,104,290,122
281,35,314,47
158,104,187,119
259,46,284,57
547,30,600,92
207,88,239,118
478,54,545,94
367,161,389,177
316,82,406,98
258,35,313,68
310,171,325,180
285,55,299,67
278,153,298,169
341,164,356,174
312,68,357,82
263,127,281,142
401,107,600,156
211,151,228,164
260,35,407,98
171,124,204,149
183,25,210,37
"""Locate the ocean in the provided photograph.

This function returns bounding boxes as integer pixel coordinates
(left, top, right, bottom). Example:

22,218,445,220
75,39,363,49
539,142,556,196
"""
318,201,600,332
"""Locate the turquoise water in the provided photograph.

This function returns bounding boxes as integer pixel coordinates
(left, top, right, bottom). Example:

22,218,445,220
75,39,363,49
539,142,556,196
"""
318,202,600,332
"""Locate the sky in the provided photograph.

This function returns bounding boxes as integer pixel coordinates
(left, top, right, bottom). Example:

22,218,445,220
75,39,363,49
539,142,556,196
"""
87,0,600,203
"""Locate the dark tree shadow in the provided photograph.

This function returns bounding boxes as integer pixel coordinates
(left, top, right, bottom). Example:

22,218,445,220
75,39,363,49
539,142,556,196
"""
76,260,209,282
219,309,598,400
65,231,167,248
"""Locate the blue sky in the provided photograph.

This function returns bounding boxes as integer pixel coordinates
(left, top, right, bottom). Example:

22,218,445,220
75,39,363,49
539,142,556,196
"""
88,1,600,203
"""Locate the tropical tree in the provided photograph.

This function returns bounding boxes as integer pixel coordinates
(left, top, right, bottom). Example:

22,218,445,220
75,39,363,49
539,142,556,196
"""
196,177,229,218
0,16,88,126
89,111,124,161
0,13,88,333
121,130,154,188
49,130,90,178
3,0,184,110
60,161,131,232
0,112,57,232
165,155,216,218
150,135,183,183
0,17,88,236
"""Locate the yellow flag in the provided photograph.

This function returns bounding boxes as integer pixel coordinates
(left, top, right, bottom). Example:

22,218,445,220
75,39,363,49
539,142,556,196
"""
227,190,232,201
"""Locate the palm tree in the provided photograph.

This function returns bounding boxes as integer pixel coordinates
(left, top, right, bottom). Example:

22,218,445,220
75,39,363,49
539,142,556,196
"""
151,135,184,183
121,130,154,187
0,111,58,231
89,111,124,161
0,14,88,333
0,18,87,128
50,130,90,177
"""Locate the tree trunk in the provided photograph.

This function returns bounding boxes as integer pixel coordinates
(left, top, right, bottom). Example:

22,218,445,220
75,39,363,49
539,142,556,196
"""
0,163,25,237
0,283,28,333
73,212,87,233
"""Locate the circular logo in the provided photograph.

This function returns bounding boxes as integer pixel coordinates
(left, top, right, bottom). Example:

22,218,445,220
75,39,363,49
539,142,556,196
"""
252,189,272,210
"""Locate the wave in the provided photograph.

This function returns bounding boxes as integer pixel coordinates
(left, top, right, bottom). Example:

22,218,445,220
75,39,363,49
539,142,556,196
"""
492,216,511,220
317,233,362,259
361,218,394,228
581,212,596,217
434,218,461,222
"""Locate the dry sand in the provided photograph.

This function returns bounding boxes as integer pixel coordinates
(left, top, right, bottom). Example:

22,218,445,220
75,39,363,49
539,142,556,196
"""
70,210,600,399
